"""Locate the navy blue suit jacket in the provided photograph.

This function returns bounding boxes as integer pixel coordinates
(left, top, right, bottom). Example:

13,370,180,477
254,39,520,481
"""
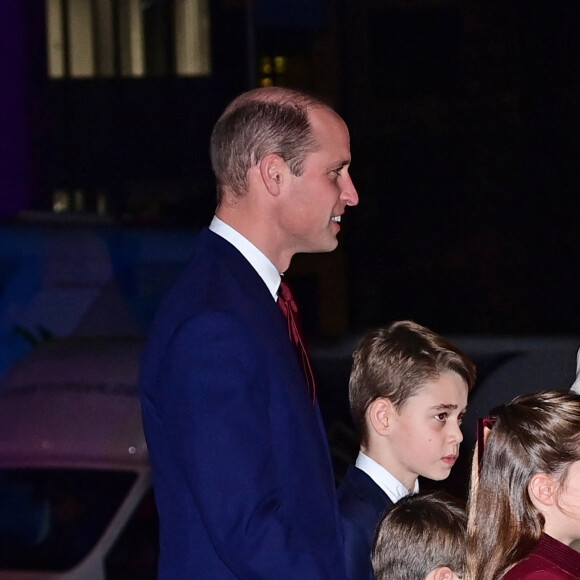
139,228,348,579
337,466,395,580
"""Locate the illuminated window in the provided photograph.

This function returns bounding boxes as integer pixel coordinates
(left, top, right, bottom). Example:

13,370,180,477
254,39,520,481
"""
46,0,211,78
259,55,287,87
273,56,286,74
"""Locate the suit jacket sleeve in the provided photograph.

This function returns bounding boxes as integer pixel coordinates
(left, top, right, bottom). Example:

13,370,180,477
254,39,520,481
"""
153,309,347,579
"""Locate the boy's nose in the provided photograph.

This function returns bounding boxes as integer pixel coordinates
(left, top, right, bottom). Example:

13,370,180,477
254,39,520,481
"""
450,422,464,444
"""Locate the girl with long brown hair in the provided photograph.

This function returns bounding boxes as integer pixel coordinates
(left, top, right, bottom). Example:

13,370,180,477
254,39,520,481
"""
466,390,580,580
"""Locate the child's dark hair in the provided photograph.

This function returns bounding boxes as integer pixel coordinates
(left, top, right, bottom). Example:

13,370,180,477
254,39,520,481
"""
372,490,466,580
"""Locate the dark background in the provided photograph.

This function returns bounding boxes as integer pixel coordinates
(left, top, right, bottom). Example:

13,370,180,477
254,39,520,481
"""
0,5,579,563
1,0,579,339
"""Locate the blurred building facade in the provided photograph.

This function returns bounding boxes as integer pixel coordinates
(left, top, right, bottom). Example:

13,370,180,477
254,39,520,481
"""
1,0,579,339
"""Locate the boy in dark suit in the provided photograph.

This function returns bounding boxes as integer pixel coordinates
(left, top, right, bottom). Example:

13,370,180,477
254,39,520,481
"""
371,490,466,580
337,320,475,580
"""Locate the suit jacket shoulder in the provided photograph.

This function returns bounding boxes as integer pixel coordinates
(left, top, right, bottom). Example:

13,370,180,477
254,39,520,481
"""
337,466,394,580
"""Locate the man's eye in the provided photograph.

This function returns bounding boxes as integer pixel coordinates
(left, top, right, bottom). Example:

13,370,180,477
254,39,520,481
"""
435,413,447,422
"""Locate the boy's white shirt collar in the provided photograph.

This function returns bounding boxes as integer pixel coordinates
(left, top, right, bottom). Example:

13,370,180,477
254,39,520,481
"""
355,450,418,504
209,216,281,300
571,347,580,394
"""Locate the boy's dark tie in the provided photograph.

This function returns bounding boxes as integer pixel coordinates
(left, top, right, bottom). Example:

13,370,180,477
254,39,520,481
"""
277,278,316,403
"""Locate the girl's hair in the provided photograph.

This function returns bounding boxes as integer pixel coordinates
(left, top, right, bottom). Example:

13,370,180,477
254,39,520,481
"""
465,390,580,580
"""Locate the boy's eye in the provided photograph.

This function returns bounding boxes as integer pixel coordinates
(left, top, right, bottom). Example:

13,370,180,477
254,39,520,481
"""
435,413,447,422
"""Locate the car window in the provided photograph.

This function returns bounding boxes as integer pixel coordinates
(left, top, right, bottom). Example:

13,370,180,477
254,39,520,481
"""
105,487,159,580
0,468,136,572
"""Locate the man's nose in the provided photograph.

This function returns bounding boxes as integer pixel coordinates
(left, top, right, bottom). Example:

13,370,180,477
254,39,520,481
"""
342,174,359,207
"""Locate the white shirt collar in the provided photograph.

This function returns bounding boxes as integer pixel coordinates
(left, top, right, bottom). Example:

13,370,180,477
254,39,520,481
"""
209,216,281,300
571,347,580,394
355,450,418,504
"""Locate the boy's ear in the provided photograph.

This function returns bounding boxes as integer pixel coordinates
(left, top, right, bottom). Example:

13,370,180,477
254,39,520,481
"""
426,567,457,580
529,472,556,508
259,153,286,196
367,397,395,437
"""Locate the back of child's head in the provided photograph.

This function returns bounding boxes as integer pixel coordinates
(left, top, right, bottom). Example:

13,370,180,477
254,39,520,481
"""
349,320,476,446
466,389,580,580
372,490,466,580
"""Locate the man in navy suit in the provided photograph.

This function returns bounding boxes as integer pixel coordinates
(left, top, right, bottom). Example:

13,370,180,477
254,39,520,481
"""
139,86,359,579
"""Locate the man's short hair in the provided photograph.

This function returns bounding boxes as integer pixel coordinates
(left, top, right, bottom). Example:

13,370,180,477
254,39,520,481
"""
210,86,331,204
372,491,466,580
349,320,476,447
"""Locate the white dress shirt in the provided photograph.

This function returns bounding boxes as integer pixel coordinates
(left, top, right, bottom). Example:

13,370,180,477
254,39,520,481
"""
355,450,419,504
209,216,281,300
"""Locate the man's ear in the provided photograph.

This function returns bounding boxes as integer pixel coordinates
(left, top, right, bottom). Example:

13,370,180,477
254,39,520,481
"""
367,398,395,437
529,472,556,508
426,566,456,580
259,153,286,196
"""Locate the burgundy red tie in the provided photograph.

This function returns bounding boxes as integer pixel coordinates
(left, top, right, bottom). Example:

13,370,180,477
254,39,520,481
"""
277,278,316,404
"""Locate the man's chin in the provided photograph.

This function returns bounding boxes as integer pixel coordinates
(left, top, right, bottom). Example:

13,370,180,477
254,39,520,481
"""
298,235,339,255
321,235,340,253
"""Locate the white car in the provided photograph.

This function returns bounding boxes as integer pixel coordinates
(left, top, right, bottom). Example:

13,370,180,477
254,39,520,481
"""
0,336,158,580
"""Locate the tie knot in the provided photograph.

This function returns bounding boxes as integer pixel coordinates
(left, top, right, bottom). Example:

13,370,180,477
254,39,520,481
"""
278,279,297,313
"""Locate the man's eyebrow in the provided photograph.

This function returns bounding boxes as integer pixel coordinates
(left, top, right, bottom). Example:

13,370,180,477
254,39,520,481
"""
328,159,350,170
